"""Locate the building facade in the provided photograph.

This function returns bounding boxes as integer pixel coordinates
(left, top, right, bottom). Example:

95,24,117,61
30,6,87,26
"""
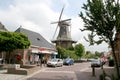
0,22,8,62
15,27,57,65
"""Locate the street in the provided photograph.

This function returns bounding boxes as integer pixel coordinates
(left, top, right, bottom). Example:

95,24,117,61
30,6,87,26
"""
24,62,103,80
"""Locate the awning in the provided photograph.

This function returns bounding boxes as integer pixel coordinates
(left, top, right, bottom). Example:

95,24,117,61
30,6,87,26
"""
41,50,51,54
31,49,52,54
31,50,41,53
51,51,58,55
31,48,58,55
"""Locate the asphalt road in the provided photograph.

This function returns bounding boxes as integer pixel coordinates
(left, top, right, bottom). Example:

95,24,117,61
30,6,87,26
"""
24,62,103,80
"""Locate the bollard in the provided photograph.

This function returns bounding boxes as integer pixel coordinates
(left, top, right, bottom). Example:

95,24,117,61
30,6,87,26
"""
92,67,96,77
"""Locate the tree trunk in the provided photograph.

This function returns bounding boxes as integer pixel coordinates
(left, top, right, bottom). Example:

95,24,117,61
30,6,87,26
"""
8,51,11,64
110,41,120,79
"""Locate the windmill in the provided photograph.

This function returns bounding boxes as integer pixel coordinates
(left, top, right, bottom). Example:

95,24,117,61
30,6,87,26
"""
51,6,77,48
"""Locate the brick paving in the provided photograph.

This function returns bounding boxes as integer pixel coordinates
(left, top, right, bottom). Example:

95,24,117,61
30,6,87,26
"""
0,69,25,80
0,64,116,80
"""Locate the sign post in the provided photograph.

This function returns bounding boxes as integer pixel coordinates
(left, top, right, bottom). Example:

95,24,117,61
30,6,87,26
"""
92,67,96,77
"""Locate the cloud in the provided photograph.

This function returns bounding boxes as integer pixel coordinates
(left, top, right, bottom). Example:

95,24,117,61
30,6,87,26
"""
0,0,108,52
0,0,57,37
60,0,69,8
71,16,108,52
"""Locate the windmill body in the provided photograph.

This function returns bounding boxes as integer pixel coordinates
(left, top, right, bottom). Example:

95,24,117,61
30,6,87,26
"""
57,21,71,40
51,19,77,48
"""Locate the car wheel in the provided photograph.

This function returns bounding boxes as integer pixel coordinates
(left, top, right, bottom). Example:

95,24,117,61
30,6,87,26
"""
68,64,71,66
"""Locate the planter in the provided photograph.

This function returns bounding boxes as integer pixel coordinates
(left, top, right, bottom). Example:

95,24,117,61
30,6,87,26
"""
8,64,20,69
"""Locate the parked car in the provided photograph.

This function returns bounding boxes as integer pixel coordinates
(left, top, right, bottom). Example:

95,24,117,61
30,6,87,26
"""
63,58,74,65
47,58,63,67
91,59,102,67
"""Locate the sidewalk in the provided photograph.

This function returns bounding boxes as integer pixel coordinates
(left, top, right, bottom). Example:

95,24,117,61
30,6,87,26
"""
0,68,44,80
84,65,116,80
0,65,116,80
0,69,25,80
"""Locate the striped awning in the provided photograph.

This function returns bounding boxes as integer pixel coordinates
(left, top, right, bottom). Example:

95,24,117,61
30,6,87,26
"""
31,49,41,53
31,48,58,55
31,49,54,54
41,50,51,54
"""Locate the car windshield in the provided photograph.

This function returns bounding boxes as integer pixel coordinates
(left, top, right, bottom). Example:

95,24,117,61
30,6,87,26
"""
66,57,71,60
92,60,100,63
93,60,98,62
51,59,58,62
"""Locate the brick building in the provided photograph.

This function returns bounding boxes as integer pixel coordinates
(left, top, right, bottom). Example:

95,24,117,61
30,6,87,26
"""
14,27,57,65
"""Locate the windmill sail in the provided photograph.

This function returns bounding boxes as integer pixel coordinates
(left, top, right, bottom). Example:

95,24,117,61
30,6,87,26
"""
52,5,65,39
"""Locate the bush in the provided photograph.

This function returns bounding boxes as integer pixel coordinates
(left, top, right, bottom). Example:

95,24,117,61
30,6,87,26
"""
56,46,79,60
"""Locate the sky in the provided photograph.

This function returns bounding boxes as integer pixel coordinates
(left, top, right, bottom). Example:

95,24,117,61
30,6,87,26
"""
0,0,108,52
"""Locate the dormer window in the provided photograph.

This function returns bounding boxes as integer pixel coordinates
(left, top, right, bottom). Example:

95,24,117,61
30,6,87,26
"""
37,38,40,41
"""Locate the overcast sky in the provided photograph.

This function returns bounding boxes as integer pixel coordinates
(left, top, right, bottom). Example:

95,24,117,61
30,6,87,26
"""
0,0,108,52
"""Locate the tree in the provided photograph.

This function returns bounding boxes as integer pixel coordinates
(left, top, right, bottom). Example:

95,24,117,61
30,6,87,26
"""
83,51,92,58
83,51,99,59
67,46,74,51
75,43,85,59
0,31,31,63
95,51,102,58
0,31,30,51
56,46,78,60
79,0,120,78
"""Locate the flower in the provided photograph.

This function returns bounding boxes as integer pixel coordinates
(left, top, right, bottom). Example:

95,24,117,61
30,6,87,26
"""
16,55,22,61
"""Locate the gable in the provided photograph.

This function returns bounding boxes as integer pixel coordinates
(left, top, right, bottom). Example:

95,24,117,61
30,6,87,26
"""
0,22,7,31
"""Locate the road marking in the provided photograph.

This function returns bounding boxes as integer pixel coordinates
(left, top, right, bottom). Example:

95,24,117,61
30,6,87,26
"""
80,67,90,72
40,68,47,72
42,70,75,73
20,68,45,80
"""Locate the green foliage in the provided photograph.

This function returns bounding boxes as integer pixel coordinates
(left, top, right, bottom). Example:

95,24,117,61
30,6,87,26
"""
0,31,31,52
83,51,102,59
56,46,78,60
68,50,79,59
79,0,120,45
95,51,102,57
79,0,120,78
56,43,85,60
82,51,94,58
75,43,85,58
67,46,74,51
